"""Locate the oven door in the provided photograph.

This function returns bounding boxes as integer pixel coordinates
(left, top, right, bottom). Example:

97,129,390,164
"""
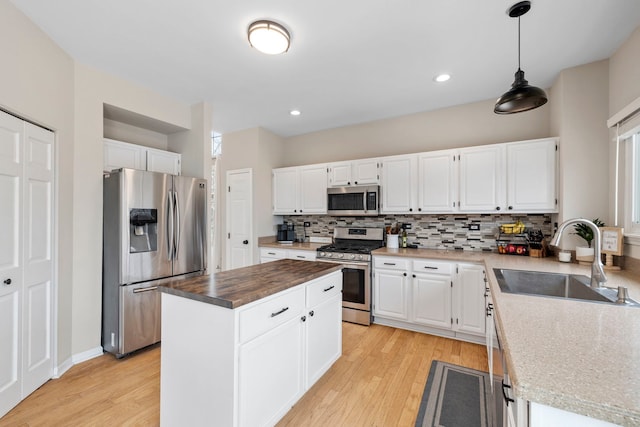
340,262,370,311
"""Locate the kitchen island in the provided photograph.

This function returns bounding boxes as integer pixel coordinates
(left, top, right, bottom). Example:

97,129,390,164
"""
373,247,640,426
158,259,343,427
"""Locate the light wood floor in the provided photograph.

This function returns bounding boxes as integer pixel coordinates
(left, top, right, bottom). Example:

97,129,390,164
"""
1,323,488,427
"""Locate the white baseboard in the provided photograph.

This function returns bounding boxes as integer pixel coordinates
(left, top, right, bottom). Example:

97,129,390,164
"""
54,346,104,378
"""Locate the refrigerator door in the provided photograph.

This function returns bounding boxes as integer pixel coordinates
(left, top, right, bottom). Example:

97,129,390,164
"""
119,281,161,355
172,176,207,276
121,169,173,284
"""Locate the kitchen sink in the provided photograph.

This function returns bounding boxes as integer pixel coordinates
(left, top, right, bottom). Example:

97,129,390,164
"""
493,269,639,306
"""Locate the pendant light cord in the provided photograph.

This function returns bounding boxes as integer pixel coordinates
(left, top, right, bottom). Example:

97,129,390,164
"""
518,16,521,70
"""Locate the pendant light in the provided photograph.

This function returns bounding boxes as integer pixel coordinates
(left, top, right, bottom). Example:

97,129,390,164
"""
494,1,547,114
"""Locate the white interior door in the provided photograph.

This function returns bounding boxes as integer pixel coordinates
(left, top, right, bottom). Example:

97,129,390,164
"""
0,111,54,418
0,112,24,418
226,169,253,270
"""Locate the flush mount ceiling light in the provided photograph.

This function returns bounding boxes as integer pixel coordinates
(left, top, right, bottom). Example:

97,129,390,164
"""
248,20,290,55
434,74,451,83
494,1,548,114
289,110,301,116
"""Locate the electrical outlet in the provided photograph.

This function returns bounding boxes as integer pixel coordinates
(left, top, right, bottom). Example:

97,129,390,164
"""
404,223,412,230
469,224,480,231
304,221,311,227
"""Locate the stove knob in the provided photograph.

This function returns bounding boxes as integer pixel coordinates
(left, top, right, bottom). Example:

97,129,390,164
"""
336,253,344,259
319,252,325,257
358,254,365,261
349,254,356,260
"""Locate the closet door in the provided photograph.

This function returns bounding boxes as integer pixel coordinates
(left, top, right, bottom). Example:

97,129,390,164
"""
0,111,54,418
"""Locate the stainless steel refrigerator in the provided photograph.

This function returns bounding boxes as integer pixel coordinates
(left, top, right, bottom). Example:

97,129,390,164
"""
102,168,207,357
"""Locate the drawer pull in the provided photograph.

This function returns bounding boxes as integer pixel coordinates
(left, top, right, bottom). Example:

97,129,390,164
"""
383,262,396,266
296,255,305,259
267,252,276,255
423,266,438,270
133,286,158,293
270,307,289,317
323,285,335,292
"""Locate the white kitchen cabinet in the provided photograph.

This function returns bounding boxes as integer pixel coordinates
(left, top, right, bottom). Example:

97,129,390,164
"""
146,146,181,175
455,264,486,336
458,144,506,212
373,256,486,344
372,257,410,320
327,158,379,186
259,247,316,264
417,149,458,213
272,164,327,215
103,138,181,175
412,272,452,329
506,138,557,212
305,275,342,387
380,154,417,213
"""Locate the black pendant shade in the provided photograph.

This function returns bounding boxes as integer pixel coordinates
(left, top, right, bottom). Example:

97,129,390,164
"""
494,68,547,114
494,1,548,114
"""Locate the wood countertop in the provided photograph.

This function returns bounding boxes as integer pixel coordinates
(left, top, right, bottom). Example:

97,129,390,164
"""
373,247,640,426
158,259,342,309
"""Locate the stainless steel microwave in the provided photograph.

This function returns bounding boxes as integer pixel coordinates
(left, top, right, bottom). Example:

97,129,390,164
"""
327,185,379,216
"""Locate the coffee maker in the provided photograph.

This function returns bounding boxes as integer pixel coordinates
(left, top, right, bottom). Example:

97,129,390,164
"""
277,223,295,243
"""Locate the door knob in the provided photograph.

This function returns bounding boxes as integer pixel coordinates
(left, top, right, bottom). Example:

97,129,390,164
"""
3,278,11,285
243,240,249,244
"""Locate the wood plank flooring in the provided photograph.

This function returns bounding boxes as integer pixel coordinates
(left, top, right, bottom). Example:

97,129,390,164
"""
0,323,488,427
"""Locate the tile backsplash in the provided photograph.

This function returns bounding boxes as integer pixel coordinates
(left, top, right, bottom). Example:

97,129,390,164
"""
282,214,553,252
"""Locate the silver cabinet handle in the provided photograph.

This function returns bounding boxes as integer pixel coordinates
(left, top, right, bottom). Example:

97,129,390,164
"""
133,286,158,293
383,262,396,266
270,307,289,317
296,255,305,258
423,266,438,270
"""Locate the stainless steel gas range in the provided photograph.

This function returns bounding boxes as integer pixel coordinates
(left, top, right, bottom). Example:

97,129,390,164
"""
316,227,385,325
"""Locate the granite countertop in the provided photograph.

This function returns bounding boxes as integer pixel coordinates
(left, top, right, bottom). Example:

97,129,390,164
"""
373,247,640,426
158,259,342,309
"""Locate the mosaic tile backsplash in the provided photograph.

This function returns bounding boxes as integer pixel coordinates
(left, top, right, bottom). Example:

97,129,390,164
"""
282,214,553,252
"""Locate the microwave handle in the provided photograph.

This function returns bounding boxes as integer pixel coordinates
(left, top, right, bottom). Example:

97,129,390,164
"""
363,192,368,214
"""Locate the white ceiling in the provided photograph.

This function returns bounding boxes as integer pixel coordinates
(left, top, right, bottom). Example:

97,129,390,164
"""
10,0,640,138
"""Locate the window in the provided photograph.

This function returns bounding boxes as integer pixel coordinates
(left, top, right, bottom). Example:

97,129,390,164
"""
625,132,640,239
212,132,222,157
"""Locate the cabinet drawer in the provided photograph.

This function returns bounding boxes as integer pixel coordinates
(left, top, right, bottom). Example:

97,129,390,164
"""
412,259,453,275
259,248,287,259
288,249,317,261
374,257,410,271
306,271,342,307
239,287,305,344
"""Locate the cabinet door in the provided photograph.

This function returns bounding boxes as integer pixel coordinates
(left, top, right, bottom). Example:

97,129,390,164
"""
373,269,408,320
103,138,146,172
459,145,505,212
412,273,452,329
306,293,342,388
506,139,557,212
238,315,305,427
272,167,298,214
327,162,352,186
380,155,416,213
146,147,181,175
299,165,327,214
417,150,458,213
352,158,379,185
455,264,486,336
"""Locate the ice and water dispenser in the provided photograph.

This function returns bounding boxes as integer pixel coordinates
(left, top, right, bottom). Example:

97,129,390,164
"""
129,208,158,253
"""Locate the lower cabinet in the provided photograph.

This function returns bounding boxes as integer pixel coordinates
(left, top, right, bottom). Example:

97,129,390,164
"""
259,247,317,264
160,270,342,427
373,256,486,343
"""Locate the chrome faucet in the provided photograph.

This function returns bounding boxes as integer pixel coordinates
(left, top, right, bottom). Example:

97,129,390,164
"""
550,218,607,288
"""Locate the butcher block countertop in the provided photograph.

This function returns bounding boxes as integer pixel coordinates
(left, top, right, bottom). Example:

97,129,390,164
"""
158,259,342,309
373,247,640,426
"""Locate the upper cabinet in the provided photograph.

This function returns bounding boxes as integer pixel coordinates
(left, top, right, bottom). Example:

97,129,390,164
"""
103,138,181,175
273,164,327,215
458,144,506,212
417,149,458,213
327,158,379,186
505,139,557,212
380,155,417,214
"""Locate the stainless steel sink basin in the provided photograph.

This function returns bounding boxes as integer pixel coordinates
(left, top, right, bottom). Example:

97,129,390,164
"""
493,269,639,306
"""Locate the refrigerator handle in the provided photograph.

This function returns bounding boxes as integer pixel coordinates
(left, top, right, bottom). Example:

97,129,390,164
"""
167,191,174,261
174,191,180,260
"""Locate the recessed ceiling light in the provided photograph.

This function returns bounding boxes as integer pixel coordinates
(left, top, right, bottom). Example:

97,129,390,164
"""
434,74,451,83
248,20,290,55
290,110,301,116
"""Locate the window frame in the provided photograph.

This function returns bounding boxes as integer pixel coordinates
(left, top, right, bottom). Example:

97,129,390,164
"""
624,133,640,244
